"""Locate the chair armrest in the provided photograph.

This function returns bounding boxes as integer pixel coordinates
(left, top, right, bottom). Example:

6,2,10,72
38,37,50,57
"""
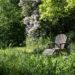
55,43,66,49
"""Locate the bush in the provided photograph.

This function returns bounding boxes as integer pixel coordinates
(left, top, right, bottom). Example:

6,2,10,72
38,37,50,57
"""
0,0,25,48
68,31,75,42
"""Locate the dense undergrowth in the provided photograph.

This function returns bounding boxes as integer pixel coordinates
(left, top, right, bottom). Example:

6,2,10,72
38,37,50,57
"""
0,48,75,75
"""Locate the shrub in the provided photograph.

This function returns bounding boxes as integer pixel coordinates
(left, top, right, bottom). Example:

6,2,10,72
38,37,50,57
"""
0,0,25,48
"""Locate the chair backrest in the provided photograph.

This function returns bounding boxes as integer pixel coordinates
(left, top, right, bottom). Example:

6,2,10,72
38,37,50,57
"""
55,34,67,49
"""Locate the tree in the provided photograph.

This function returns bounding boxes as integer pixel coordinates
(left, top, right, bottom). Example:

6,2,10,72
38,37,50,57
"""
39,0,75,37
0,0,25,47
39,0,75,20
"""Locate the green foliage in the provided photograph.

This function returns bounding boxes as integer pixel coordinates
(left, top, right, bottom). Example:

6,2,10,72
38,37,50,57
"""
10,0,19,5
0,0,25,47
19,0,33,16
39,0,75,21
39,0,66,21
26,37,51,52
39,0,75,38
0,49,75,75
68,31,75,42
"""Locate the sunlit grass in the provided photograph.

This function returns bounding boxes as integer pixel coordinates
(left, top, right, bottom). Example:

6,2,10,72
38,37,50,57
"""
0,43,75,75
25,37,51,52
0,48,75,75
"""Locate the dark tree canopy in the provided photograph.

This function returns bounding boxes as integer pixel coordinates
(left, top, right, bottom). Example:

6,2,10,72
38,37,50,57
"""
0,0,25,47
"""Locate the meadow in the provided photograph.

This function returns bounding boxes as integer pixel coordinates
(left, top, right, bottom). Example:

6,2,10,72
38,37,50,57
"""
0,42,75,75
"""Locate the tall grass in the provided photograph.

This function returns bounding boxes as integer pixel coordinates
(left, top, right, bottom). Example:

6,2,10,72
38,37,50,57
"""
26,37,51,52
0,37,75,75
0,49,75,75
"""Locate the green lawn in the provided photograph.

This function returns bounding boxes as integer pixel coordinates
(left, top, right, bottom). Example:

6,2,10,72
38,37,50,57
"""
0,47,75,75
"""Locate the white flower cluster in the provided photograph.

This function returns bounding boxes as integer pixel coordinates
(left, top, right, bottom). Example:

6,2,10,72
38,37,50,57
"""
19,0,41,36
23,15,40,35
19,0,41,6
